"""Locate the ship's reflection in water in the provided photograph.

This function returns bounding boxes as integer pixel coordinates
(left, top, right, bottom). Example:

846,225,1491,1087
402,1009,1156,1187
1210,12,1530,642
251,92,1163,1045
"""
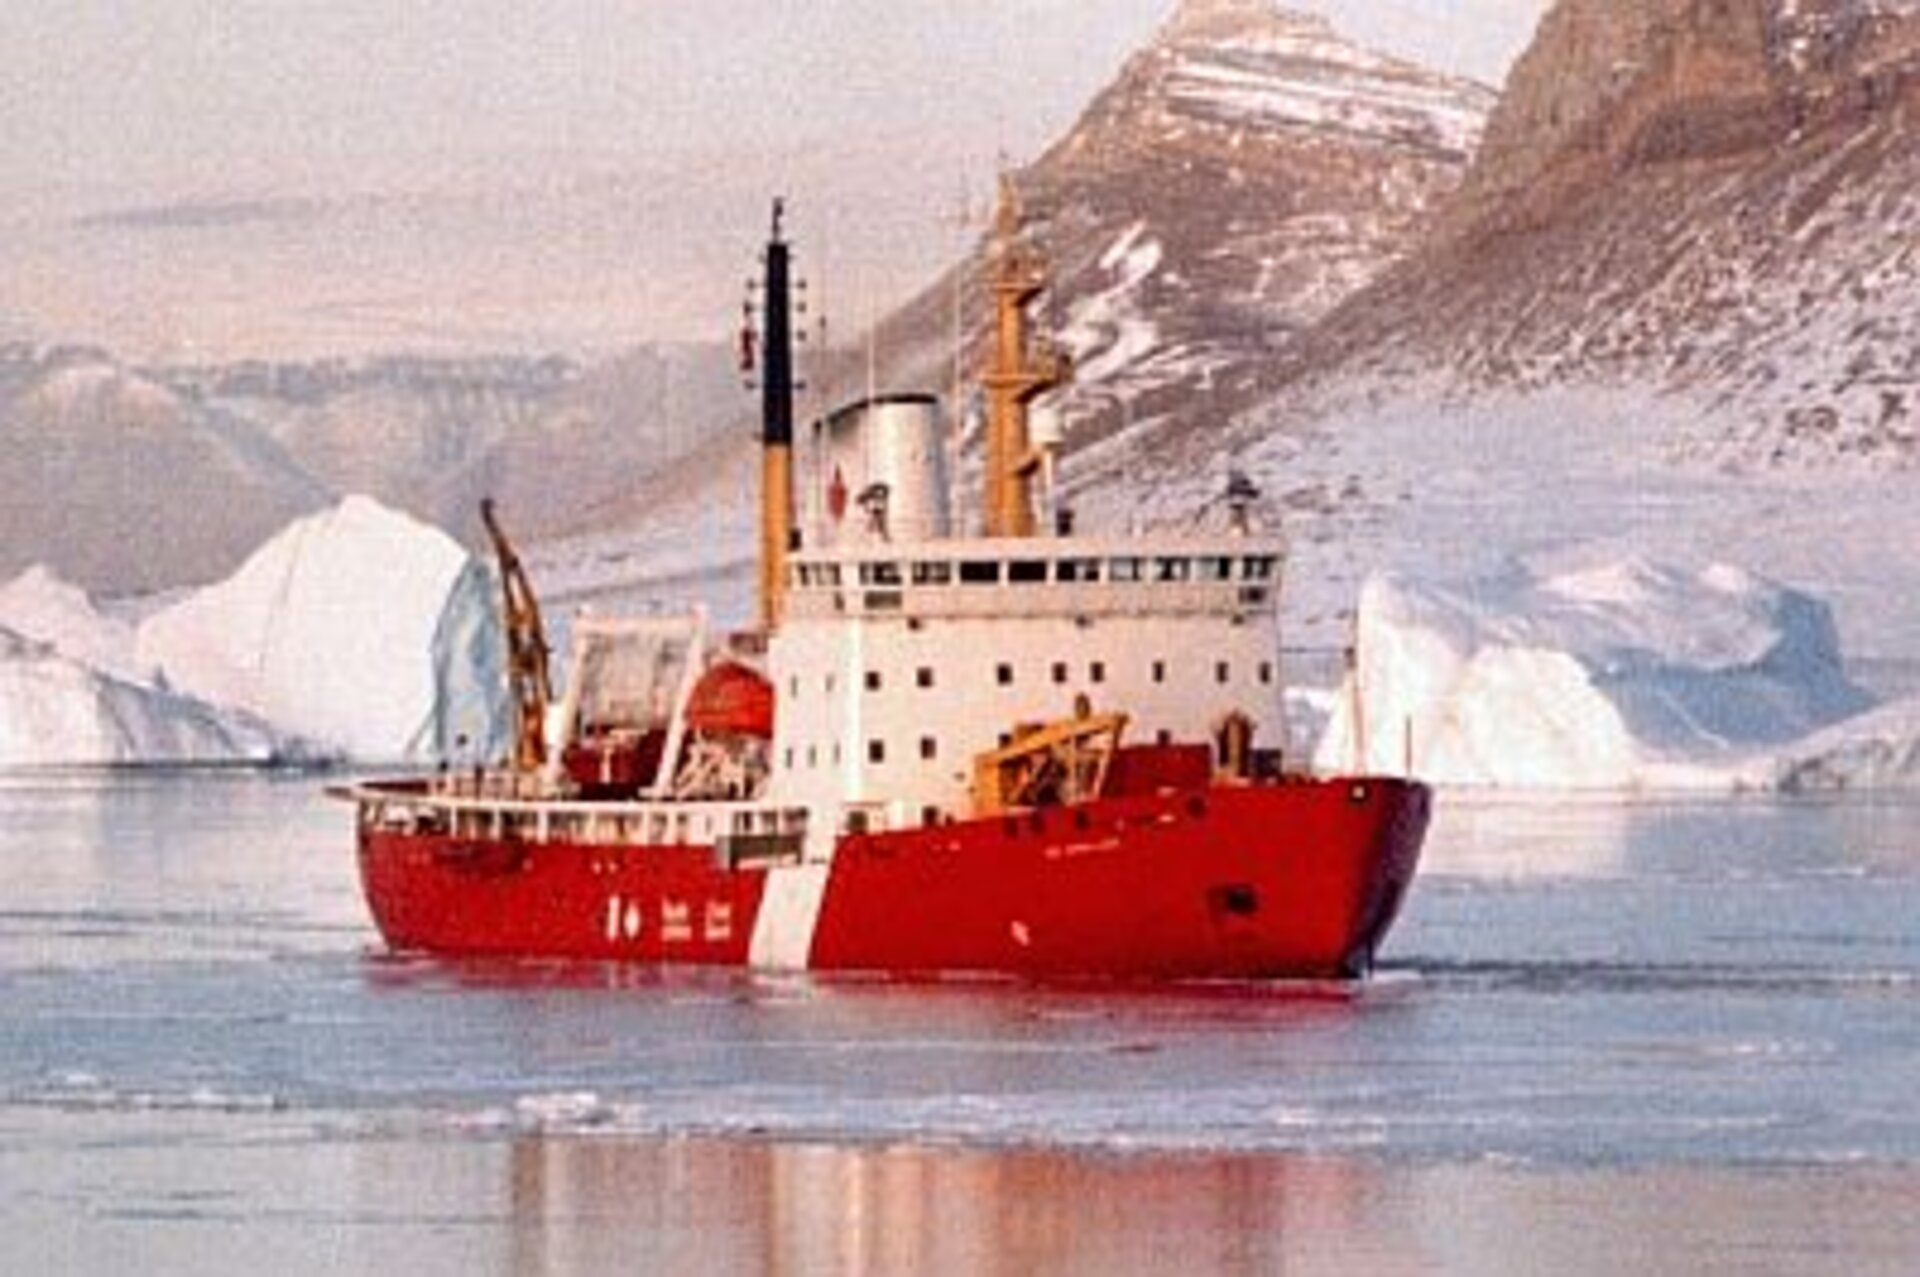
428,1136,1913,1276
496,1139,1370,1274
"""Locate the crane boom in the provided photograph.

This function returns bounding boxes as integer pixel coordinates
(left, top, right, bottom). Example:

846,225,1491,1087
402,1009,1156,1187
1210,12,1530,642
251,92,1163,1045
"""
479,498,553,773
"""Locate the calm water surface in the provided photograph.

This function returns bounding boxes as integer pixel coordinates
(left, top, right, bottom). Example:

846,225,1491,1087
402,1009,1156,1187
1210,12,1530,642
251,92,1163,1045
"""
1,773,1916,1274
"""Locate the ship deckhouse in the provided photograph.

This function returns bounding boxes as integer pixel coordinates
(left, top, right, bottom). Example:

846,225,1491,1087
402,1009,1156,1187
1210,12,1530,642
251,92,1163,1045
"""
765,532,1288,823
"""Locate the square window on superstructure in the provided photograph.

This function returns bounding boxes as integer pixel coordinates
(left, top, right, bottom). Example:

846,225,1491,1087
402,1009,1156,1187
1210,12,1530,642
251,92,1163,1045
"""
1259,661,1274,685
997,663,1014,686
1091,661,1106,684
1152,660,1167,684
917,667,935,689
1216,662,1231,684
868,739,886,764
1052,662,1069,685
920,736,937,760
866,670,882,692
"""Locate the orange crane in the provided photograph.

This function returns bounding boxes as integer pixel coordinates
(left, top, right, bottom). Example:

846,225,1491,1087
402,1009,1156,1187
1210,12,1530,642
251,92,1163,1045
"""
479,498,553,773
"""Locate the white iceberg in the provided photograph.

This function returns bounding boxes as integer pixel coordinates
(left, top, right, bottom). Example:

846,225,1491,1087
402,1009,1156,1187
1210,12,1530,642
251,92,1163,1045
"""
136,496,504,763
0,564,146,684
0,625,281,768
1315,560,1877,789
1756,697,1920,793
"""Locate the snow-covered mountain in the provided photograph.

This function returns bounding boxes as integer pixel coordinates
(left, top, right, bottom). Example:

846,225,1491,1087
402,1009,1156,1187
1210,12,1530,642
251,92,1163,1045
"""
852,0,1496,464
1086,0,1920,661
1278,0,1920,473
0,341,738,595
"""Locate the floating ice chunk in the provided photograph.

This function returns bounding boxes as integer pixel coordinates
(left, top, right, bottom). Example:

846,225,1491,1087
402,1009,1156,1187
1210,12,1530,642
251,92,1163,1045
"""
0,565,146,684
1762,697,1920,793
1317,560,1875,788
0,624,281,767
137,496,497,762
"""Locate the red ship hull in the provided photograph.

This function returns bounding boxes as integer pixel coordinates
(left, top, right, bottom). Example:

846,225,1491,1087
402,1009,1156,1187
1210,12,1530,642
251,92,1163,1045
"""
354,777,1429,981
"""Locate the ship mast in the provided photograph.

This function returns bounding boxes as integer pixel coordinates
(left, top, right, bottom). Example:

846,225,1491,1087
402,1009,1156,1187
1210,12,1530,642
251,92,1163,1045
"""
981,176,1069,539
757,199,798,629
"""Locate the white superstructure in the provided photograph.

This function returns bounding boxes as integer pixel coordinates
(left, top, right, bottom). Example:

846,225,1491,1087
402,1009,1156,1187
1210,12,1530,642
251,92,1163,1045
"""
764,534,1287,821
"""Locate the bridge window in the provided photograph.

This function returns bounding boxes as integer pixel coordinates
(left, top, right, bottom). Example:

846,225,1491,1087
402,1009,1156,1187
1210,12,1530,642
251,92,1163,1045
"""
1056,558,1102,583
913,561,953,586
960,561,1002,585
1110,557,1144,583
1155,557,1191,582
1009,560,1047,584
860,561,903,586
1242,556,1277,581
1199,556,1233,582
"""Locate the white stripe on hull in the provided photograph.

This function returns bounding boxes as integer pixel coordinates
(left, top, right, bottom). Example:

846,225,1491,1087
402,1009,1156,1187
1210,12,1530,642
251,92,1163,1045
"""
749,862,830,970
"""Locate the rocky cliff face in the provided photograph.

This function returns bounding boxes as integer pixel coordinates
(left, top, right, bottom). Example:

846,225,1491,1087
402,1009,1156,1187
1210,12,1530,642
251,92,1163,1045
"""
1223,0,1920,478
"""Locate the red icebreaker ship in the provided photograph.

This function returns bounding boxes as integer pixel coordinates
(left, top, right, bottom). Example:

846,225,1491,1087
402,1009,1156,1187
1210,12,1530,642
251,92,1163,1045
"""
335,191,1430,981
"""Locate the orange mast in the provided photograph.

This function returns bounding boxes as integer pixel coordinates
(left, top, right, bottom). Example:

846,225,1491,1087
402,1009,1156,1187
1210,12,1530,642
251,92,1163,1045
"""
981,176,1070,539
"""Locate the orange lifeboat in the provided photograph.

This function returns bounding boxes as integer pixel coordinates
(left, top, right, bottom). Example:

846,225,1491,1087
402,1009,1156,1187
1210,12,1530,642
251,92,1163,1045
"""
685,661,775,738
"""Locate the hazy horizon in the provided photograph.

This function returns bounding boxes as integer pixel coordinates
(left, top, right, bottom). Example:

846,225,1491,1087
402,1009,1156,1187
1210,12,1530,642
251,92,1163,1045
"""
1,1,1547,358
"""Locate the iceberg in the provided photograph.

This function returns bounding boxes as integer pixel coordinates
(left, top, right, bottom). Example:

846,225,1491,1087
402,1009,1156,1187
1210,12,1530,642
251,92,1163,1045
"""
0,625,280,767
0,564,146,684
1315,560,1877,789
1758,697,1920,793
136,496,504,763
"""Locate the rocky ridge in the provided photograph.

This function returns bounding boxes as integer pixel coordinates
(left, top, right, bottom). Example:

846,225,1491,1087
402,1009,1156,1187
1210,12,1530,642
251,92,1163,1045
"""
837,0,1495,474
1231,0,1920,476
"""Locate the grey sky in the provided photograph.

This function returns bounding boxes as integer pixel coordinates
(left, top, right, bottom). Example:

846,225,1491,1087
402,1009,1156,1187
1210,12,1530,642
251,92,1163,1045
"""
3,2,1544,201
